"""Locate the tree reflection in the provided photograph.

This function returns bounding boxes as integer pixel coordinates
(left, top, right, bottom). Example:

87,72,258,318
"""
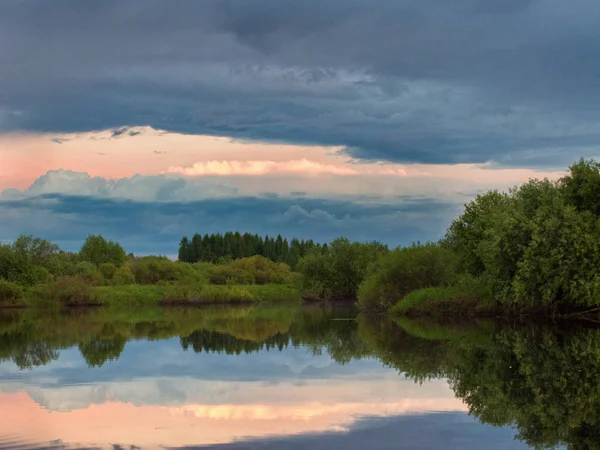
78,335,126,367
1,306,600,448
11,341,59,369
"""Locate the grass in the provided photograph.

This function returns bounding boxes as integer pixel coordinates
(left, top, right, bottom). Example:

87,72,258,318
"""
168,284,302,305
393,315,497,344
13,282,302,309
391,276,496,317
92,284,165,307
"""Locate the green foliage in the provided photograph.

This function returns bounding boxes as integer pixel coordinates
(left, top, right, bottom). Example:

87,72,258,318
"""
560,157,600,215
195,284,301,304
91,285,164,307
130,256,203,284
357,243,457,312
99,262,118,280
208,256,294,285
391,275,494,316
32,275,95,306
511,202,600,310
0,236,74,285
444,190,509,275
0,278,25,306
79,234,127,267
297,238,388,301
111,266,136,286
441,159,600,313
160,282,204,303
295,250,331,300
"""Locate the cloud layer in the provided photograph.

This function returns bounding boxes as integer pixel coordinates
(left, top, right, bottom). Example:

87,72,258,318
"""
0,192,456,253
1,0,599,166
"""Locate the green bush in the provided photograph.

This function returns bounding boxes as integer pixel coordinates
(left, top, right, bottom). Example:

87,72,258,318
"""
391,275,494,316
99,263,118,280
197,284,301,303
111,266,136,286
0,278,25,306
208,256,294,285
130,257,203,284
297,238,388,301
91,285,163,306
32,276,95,305
357,243,457,312
161,282,204,303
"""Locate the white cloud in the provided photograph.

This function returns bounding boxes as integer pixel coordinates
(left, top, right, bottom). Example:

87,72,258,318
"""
1,169,238,202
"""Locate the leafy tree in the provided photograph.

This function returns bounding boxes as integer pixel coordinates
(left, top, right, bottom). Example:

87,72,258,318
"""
98,262,118,280
297,238,388,300
111,266,136,286
560,157,600,215
79,234,127,267
512,201,600,310
0,278,24,306
444,190,508,275
358,243,457,311
11,235,60,267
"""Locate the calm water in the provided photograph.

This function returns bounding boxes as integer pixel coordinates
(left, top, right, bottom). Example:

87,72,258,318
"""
0,305,589,449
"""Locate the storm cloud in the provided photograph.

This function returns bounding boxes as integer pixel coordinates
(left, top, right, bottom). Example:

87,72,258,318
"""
0,192,459,253
1,0,599,166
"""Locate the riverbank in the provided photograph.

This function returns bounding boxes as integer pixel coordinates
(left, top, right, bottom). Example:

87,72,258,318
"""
3,283,302,309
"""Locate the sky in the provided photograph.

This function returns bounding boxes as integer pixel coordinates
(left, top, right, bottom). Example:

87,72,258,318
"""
0,337,524,449
1,0,597,253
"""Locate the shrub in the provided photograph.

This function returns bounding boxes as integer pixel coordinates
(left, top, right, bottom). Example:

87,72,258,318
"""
33,276,95,305
161,282,204,303
29,266,54,284
92,285,163,306
0,278,25,306
99,263,118,280
357,243,457,312
111,266,136,286
130,257,192,284
197,284,301,303
297,239,388,301
391,275,494,316
208,256,294,285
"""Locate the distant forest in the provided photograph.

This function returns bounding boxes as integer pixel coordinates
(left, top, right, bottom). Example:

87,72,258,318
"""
178,232,324,268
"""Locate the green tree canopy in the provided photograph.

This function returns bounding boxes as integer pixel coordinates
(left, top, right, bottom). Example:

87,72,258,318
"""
79,234,127,267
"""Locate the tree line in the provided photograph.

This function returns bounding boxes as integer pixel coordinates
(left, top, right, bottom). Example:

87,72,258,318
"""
297,158,600,316
178,232,324,268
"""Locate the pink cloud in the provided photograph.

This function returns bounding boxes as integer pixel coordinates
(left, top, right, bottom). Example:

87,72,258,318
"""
0,126,565,202
0,389,466,449
167,158,358,176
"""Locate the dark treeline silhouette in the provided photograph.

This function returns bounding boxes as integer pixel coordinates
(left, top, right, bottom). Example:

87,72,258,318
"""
181,329,290,355
178,232,325,268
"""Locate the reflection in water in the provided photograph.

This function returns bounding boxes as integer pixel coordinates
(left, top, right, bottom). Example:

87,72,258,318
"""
0,305,588,448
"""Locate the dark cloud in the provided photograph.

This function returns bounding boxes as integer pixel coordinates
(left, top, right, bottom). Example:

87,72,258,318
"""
0,0,599,166
0,193,459,253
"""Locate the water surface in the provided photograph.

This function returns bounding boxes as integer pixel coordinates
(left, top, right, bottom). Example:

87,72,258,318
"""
0,305,588,449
